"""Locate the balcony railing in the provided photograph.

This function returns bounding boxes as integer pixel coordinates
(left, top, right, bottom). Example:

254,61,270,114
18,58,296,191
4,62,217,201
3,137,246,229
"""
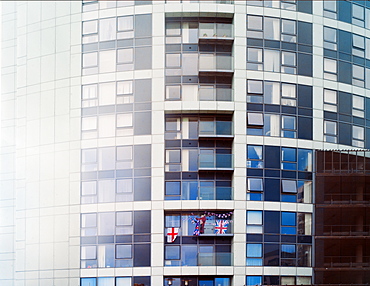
199,23,233,44
199,54,233,74
198,86,232,101
180,186,233,200
199,153,233,170
198,252,233,266
199,121,233,137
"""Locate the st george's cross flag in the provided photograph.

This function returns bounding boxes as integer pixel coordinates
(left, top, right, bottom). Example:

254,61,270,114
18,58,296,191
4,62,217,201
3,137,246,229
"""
214,220,229,234
167,227,179,243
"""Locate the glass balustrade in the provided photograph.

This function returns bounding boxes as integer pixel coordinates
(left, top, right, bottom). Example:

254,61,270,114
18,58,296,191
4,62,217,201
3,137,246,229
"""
199,153,233,169
180,186,233,200
198,253,233,266
199,121,233,136
199,54,233,71
199,23,233,39
198,86,232,101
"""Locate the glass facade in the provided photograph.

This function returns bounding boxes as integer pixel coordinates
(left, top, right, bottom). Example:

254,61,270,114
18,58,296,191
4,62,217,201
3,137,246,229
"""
2,1,370,286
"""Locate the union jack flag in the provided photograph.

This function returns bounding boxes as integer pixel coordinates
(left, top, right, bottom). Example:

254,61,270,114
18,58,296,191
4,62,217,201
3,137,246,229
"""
214,220,229,234
193,221,200,236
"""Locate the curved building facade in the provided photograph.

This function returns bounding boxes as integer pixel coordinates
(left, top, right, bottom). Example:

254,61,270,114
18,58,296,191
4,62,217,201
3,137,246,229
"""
1,1,370,286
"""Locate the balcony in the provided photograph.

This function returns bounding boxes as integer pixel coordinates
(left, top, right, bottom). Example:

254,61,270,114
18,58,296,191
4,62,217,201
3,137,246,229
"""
198,85,232,101
198,23,233,45
199,120,233,137
199,54,233,76
179,186,233,200
198,252,233,266
199,153,233,170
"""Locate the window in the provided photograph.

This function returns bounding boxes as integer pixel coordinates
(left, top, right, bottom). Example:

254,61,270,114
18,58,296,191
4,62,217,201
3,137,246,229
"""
247,113,264,135
281,116,296,138
247,178,263,201
281,83,296,106
247,211,262,234
281,19,296,43
247,80,263,103
247,48,263,70
99,18,116,42
281,148,296,170
82,20,98,43
352,4,365,27
323,89,337,112
353,126,365,148
247,243,263,266
324,58,337,81
264,17,280,40
247,145,263,168
83,52,98,68
323,0,337,19
323,26,337,50
117,16,134,39
324,121,337,143
353,34,365,57
282,180,297,193
116,113,133,129
82,149,98,172
246,276,262,286
353,95,364,118
117,48,134,64
264,81,280,104
264,49,280,72
117,81,133,104
165,150,181,172
281,212,296,235
281,51,296,74
353,65,365,87
263,114,280,137
247,15,263,38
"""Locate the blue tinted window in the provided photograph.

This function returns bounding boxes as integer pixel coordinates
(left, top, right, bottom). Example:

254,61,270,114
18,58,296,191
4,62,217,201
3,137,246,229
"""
166,182,181,195
165,245,180,260
281,244,296,258
199,280,214,286
214,278,230,286
97,278,114,286
282,212,296,226
81,278,96,286
246,276,262,286
282,148,296,162
247,145,263,159
247,243,262,257
298,149,312,171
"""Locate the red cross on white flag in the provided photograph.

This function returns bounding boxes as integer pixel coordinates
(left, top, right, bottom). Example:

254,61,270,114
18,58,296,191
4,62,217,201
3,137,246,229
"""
167,227,179,243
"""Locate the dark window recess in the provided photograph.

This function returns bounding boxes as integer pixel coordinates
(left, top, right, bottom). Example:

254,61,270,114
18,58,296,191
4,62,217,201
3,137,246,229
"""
134,211,151,234
297,0,312,14
338,61,352,84
338,30,352,54
367,128,370,149
264,243,280,266
297,85,312,108
264,146,280,169
338,122,352,146
135,14,152,38
338,91,352,115
265,211,280,234
338,0,352,23
298,117,312,140
297,53,312,77
134,244,150,267
264,179,280,202
297,22,312,45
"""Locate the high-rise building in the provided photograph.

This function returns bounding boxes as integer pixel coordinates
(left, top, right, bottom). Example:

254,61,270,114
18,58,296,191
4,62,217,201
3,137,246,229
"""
1,1,369,285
